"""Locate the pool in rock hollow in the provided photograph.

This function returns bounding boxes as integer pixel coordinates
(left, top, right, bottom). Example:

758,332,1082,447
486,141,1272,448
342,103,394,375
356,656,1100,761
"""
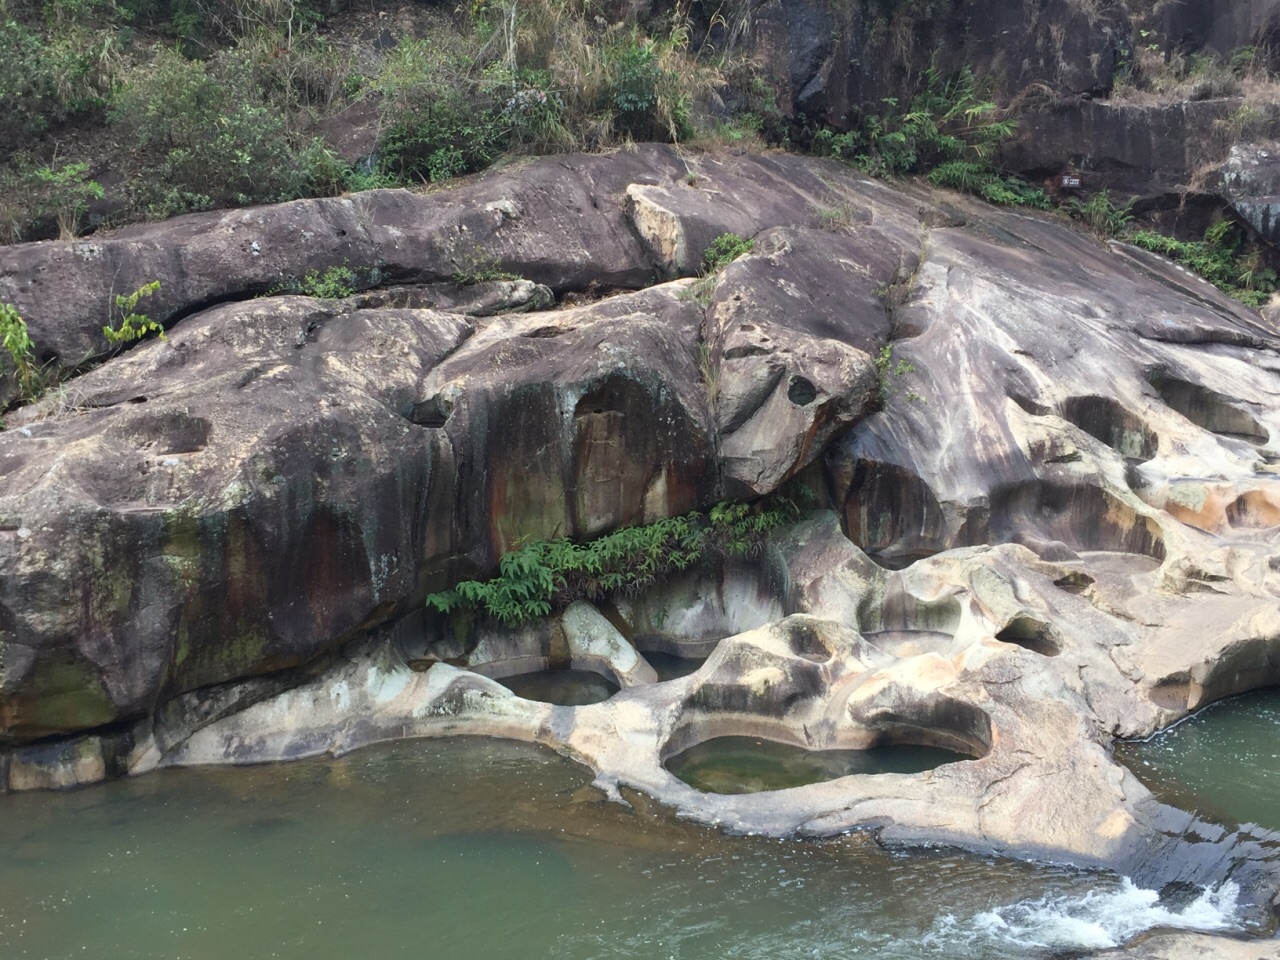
666,736,970,793
1115,687,1280,833
0,736,1255,959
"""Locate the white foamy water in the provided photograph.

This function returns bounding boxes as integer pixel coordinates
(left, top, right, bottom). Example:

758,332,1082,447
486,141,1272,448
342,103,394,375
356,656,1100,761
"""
925,878,1242,953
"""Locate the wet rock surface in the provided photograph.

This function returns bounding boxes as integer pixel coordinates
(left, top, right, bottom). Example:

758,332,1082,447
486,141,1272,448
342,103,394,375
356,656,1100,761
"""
2,145,1280,950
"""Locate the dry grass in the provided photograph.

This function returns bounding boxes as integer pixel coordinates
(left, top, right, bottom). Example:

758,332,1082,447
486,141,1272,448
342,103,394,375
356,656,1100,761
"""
1110,43,1280,108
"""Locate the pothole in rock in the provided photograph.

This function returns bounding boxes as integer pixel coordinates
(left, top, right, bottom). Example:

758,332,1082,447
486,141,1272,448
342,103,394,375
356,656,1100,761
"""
990,481,1167,562
842,460,948,564
644,651,708,681
866,551,939,571
994,617,1061,657
1147,372,1270,445
1116,687,1280,832
665,736,971,794
1059,396,1158,462
496,668,619,706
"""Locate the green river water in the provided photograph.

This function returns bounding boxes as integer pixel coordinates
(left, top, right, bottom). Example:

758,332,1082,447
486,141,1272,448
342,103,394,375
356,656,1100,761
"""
0,724,1263,960
1116,688,1280,834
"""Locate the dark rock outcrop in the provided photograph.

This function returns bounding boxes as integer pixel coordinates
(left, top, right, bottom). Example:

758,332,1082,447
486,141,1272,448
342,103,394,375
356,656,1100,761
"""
0,146,902,741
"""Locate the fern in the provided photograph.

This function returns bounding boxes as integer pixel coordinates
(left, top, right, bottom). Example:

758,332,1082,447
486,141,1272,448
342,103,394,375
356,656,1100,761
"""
426,494,802,626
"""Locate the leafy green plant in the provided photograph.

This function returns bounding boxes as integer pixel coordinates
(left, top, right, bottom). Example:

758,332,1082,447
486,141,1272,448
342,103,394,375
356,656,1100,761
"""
0,16,120,145
452,252,519,285
810,64,1043,209
0,303,41,401
0,160,105,242
1067,189,1135,237
34,162,104,239
426,495,800,626
603,29,684,140
927,161,1051,209
298,265,356,298
104,280,165,345
1129,220,1275,308
814,65,1015,179
873,344,918,405
703,233,754,273
370,38,508,185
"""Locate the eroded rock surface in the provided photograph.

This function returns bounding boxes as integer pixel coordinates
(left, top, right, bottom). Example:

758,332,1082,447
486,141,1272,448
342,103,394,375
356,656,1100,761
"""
2,145,1280,949
0,147,900,739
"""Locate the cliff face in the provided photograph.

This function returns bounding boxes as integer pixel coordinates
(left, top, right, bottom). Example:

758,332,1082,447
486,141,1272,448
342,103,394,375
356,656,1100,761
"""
737,0,1280,236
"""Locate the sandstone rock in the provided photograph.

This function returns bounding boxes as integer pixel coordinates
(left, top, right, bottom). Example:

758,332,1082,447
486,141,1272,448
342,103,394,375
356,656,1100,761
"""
730,0,1125,127
1087,931,1280,960
1002,99,1244,204
1155,0,1280,60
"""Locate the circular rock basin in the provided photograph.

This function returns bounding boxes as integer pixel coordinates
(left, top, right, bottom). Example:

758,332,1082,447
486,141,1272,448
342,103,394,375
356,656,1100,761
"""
645,651,708,681
666,736,971,794
496,669,619,706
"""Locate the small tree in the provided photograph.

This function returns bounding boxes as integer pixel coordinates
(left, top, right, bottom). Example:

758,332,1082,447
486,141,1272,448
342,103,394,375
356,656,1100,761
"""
34,163,105,239
1,304,40,402
104,281,166,345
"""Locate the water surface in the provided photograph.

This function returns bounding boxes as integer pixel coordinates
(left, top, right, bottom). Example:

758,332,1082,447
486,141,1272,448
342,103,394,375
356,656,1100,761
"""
667,736,969,794
1115,688,1280,832
496,669,618,705
644,651,706,681
0,737,1249,959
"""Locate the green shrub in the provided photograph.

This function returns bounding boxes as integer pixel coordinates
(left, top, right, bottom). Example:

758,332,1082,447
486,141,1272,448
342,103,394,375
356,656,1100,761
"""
302,142,399,196
369,38,508,184
1067,189,1135,236
109,48,308,219
495,72,571,154
36,163,104,239
104,280,165,345
873,344,918,405
703,233,754,273
605,30,673,139
927,160,1051,209
814,64,1015,179
0,161,104,241
1130,220,1275,308
426,496,799,626
0,14,120,151
0,303,41,401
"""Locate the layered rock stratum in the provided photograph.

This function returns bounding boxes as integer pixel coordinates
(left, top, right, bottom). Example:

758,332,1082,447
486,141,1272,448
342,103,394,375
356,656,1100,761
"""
1,145,1279,953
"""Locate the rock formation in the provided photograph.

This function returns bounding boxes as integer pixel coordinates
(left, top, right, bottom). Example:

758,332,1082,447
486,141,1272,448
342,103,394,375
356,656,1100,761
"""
1,144,1279,952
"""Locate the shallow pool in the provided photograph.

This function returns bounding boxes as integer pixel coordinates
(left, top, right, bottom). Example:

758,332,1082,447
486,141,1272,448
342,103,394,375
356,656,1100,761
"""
496,669,619,705
1116,688,1280,832
0,738,1252,959
666,736,969,794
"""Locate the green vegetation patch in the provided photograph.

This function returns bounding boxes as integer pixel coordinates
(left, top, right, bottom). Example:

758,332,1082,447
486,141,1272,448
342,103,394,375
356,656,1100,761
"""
1130,222,1277,308
427,496,800,627
811,64,1050,210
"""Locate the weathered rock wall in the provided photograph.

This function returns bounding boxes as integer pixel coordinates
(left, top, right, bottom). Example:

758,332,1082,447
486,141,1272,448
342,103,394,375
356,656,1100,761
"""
0,146,902,742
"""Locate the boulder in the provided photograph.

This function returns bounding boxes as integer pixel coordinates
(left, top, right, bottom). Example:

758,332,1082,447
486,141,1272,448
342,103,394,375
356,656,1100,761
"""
1219,140,1280,246
0,147,913,740
730,0,1127,126
1001,99,1244,204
